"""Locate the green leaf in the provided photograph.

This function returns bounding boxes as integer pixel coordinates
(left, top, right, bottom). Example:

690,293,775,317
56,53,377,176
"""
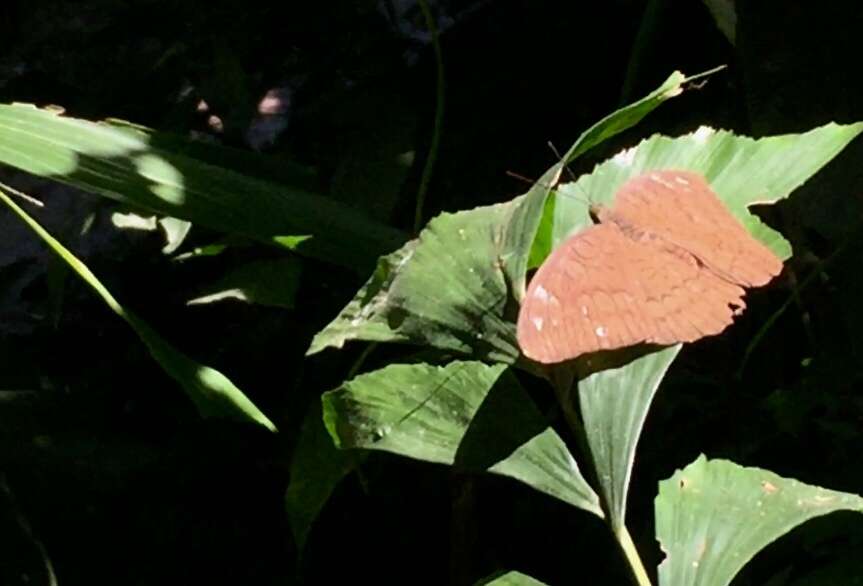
285,401,361,551
186,257,302,308
0,187,276,432
550,122,863,263
0,104,406,273
656,456,863,586
308,201,520,362
579,345,681,529
475,570,549,586
323,361,603,516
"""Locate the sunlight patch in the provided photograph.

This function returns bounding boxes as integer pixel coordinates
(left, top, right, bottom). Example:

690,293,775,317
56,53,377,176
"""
134,153,186,205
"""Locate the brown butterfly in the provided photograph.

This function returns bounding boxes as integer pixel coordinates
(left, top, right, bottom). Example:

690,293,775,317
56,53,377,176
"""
516,169,783,364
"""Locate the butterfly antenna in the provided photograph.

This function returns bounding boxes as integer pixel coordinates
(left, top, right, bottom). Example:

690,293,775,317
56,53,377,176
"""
547,141,578,181
505,170,536,185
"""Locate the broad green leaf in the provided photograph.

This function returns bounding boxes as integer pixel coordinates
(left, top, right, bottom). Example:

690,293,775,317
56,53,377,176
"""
0,104,406,273
0,187,276,432
579,345,681,529
308,202,520,363
656,456,863,586
551,122,863,262
476,570,549,586
186,257,301,308
323,361,603,516
285,401,362,551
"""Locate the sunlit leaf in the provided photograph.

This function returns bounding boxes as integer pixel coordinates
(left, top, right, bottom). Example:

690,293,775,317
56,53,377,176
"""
158,216,192,254
308,202,519,363
111,211,158,230
550,122,863,263
578,345,681,529
323,361,602,516
656,456,863,586
0,104,406,273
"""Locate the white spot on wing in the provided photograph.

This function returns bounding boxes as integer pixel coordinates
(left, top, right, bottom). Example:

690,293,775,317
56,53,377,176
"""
532,317,544,331
595,326,607,337
649,173,674,188
533,285,550,302
674,175,690,185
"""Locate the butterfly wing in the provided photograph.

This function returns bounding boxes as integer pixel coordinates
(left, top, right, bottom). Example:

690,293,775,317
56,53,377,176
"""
602,170,782,287
516,222,748,364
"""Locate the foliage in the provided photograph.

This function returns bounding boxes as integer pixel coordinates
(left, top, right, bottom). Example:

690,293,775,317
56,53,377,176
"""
3,3,863,585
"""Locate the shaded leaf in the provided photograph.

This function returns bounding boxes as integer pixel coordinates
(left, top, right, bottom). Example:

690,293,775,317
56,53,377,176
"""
323,361,602,516
285,401,362,551
187,257,301,308
656,456,863,586
0,187,275,431
0,104,406,273
702,0,737,45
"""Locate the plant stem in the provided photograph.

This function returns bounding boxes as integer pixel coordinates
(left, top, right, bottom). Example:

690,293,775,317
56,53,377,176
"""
616,525,653,586
346,342,378,380
413,0,445,235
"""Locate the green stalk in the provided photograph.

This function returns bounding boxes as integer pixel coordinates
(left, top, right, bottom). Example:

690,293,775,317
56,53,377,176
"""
413,0,445,234
616,525,653,586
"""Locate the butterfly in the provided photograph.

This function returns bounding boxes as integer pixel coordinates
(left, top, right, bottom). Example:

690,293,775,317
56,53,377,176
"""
516,169,783,364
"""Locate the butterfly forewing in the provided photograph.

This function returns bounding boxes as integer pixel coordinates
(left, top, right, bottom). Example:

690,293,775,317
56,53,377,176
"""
604,170,782,286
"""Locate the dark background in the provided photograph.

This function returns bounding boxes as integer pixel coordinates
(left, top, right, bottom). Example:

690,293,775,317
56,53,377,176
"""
1,1,863,584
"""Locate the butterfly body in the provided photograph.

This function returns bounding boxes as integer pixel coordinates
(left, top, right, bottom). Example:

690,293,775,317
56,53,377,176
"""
516,170,783,364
